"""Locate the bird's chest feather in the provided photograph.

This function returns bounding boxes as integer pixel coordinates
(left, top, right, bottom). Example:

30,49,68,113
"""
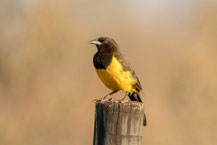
94,55,137,91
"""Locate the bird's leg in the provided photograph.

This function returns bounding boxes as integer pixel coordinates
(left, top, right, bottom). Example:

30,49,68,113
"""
120,92,130,103
101,90,119,101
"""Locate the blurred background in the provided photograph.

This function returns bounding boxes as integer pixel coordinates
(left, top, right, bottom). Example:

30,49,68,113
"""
0,0,217,145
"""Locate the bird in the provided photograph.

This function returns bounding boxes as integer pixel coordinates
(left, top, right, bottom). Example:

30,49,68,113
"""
89,37,146,126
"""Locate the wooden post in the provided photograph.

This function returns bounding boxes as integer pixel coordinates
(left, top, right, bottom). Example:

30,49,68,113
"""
93,99,144,145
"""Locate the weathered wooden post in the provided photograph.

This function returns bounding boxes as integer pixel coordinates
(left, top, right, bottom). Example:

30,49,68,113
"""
93,99,144,145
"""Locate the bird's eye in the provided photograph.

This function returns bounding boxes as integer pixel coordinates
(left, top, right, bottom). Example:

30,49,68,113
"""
103,39,108,44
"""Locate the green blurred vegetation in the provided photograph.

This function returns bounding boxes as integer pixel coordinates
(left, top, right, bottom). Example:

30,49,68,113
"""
0,0,217,145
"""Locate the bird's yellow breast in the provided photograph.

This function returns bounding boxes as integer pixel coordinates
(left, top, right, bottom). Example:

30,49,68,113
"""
95,56,137,92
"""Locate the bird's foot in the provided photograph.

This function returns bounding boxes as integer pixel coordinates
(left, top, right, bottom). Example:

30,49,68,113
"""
119,92,130,103
100,98,110,103
92,97,111,103
93,91,119,103
92,99,101,103
120,97,130,103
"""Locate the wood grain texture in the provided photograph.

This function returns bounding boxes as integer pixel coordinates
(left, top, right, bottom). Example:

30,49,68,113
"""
93,99,144,145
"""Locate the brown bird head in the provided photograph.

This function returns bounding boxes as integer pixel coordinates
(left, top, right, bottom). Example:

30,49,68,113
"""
89,37,119,53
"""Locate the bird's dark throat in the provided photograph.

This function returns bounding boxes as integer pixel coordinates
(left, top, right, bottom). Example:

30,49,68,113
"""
93,51,113,69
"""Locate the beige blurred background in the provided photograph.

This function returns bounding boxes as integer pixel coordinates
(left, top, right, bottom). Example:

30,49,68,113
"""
0,0,217,145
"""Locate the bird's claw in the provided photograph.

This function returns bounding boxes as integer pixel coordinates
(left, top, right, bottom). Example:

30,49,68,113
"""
119,97,130,103
92,97,113,103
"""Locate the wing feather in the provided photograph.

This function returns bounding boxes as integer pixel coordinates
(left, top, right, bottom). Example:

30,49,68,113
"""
114,52,142,91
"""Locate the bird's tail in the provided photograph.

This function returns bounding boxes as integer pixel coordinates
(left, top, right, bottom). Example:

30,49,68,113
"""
128,92,143,102
128,92,147,126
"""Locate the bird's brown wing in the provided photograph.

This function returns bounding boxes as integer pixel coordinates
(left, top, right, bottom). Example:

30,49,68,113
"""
114,52,142,91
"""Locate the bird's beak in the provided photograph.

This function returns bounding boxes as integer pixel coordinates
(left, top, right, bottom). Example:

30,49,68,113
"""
88,39,102,45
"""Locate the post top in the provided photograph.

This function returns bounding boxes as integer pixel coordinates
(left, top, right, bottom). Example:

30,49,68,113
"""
94,98,144,113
